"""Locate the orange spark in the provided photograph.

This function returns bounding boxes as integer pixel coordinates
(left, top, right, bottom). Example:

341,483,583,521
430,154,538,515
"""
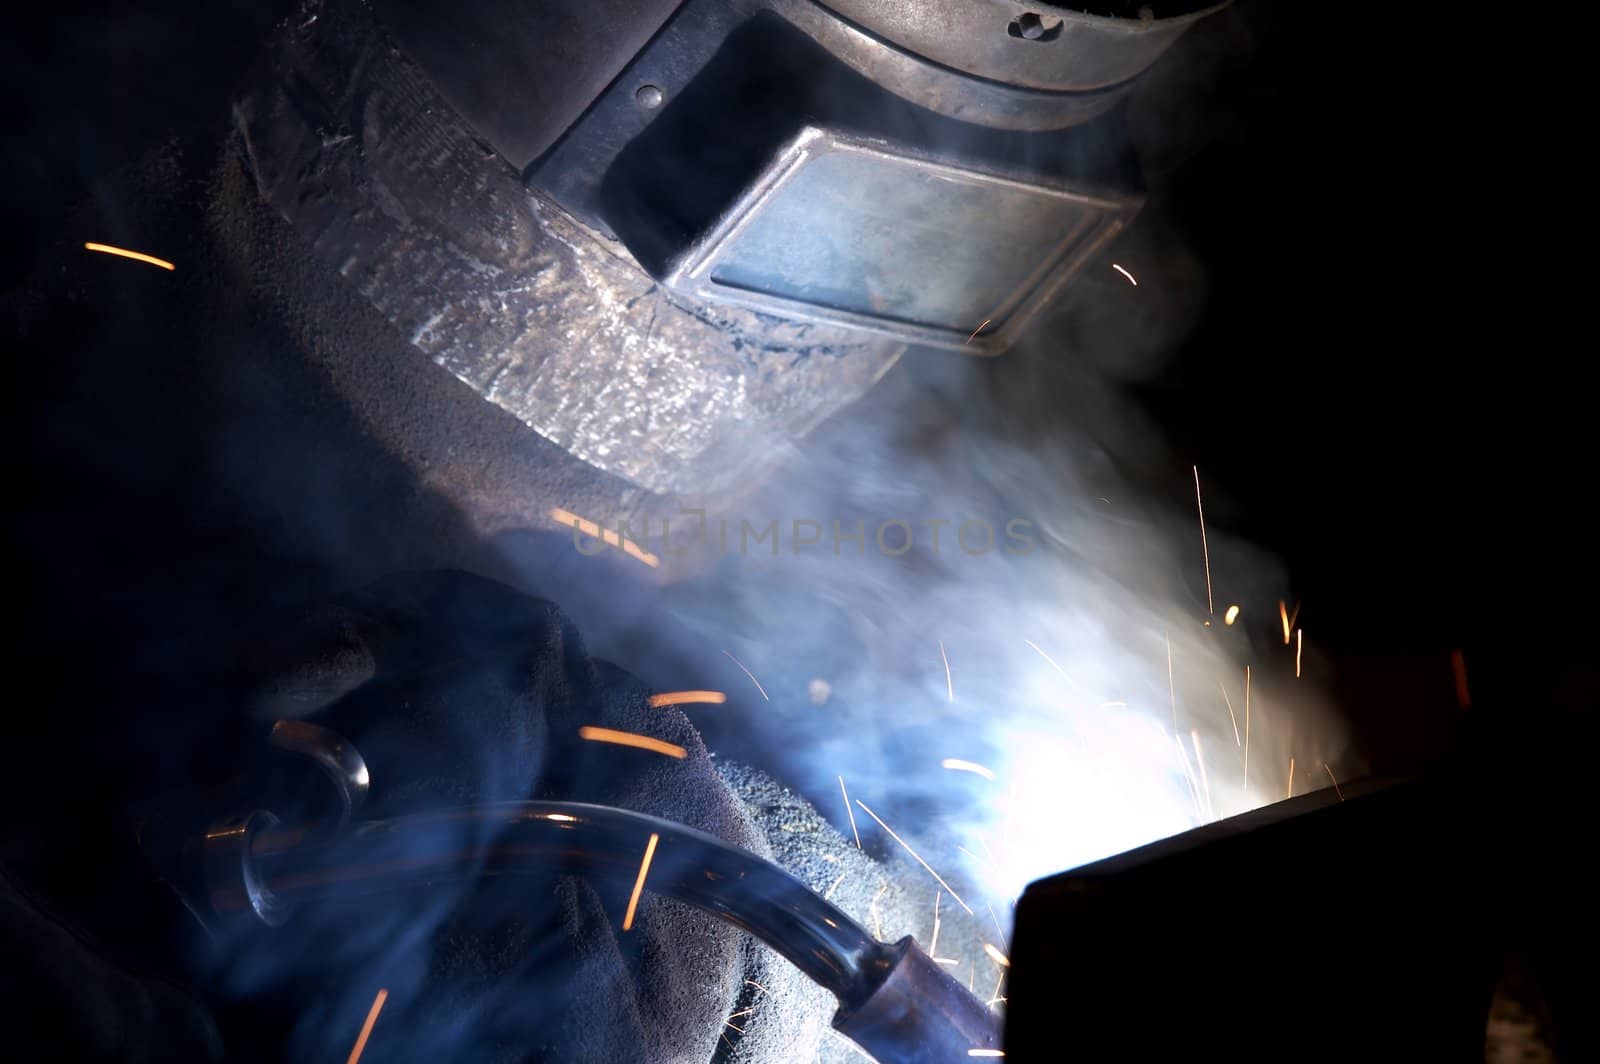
965,319,993,344
346,988,388,1064
1278,599,1302,644
1450,649,1472,709
939,640,954,702
1324,763,1344,801
940,758,996,781
983,943,1011,968
722,649,769,701
622,832,660,931
1111,263,1138,286
1287,757,1295,799
1224,604,1240,626
968,1050,1006,1058
1219,681,1241,746
577,726,686,759
854,799,973,914
83,241,175,271
1193,466,1213,615
1295,628,1303,678
745,980,769,995
839,776,861,849
648,689,727,708
824,870,848,900
549,508,660,567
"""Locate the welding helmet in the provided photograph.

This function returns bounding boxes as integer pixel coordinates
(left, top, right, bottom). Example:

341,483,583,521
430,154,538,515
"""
234,0,1229,501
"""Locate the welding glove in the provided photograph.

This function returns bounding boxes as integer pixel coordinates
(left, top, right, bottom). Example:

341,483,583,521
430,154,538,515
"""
225,568,862,1063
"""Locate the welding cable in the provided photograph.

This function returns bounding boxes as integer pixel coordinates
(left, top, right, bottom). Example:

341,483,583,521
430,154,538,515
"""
225,802,1000,1060
237,802,887,1006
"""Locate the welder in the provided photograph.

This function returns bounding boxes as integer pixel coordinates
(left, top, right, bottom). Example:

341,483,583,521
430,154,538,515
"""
4,1,1247,1059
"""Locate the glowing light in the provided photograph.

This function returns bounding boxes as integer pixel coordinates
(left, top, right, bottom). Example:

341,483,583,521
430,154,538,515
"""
1191,730,1213,821
939,640,954,702
929,891,942,956
1193,466,1213,615
1166,632,1178,729
1224,604,1240,626
824,870,848,900
745,980,769,995
549,507,659,567
1243,665,1251,789
965,318,993,344
577,726,686,759
544,813,577,823
722,649,769,701
83,242,174,271
941,758,997,781
1451,649,1471,709
1286,758,1295,799
648,689,726,708
346,988,388,1064
1174,732,1203,819
983,943,1011,968
855,799,973,914
1111,263,1138,286
839,776,861,849
1324,763,1344,801
1295,628,1303,678
968,1051,1005,1058
622,832,660,931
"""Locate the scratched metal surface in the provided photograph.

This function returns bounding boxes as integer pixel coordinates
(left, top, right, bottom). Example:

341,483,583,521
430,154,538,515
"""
229,0,903,498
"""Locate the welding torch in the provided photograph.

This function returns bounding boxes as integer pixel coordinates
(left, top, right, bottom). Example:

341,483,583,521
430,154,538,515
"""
176,722,999,1063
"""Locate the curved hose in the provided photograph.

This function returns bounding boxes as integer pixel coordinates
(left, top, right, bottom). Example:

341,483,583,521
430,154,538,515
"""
238,801,897,1009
